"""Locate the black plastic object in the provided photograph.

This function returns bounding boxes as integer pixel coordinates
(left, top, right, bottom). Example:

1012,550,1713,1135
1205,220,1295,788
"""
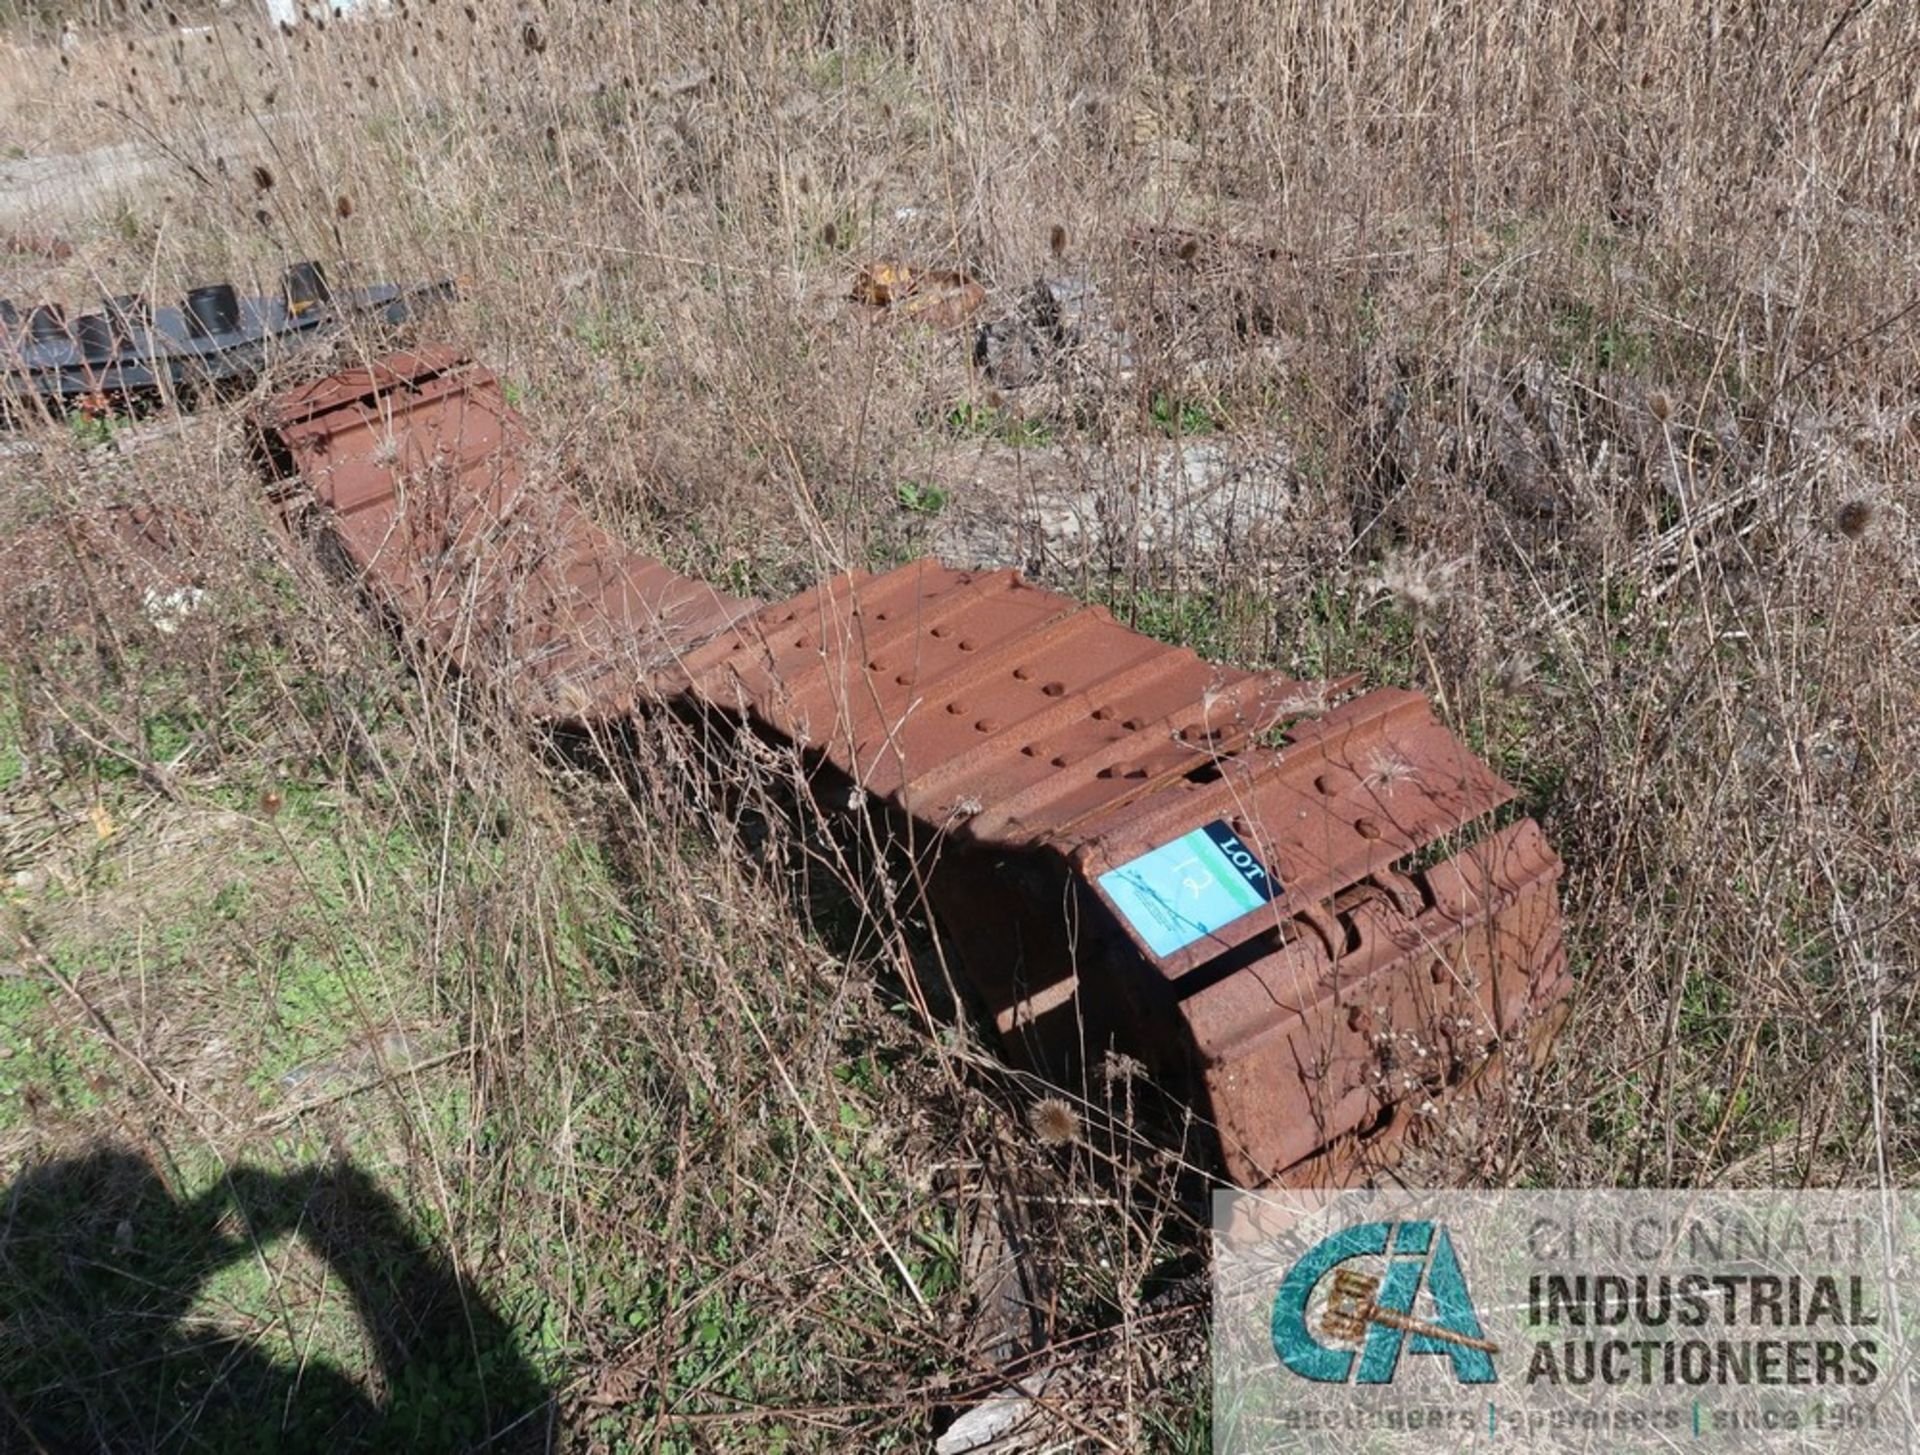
284,261,331,314
0,300,19,332
185,284,242,338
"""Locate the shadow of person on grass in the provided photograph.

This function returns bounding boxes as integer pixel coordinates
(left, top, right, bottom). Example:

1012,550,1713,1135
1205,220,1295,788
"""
0,1148,553,1453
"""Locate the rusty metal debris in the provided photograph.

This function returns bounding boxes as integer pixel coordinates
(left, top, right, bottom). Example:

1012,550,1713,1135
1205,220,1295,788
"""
851,260,987,331
1,263,453,419
256,347,1570,1187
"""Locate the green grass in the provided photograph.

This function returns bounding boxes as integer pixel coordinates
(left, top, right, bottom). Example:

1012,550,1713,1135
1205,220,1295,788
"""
2,746,455,1122
0,969,111,1124
1287,580,1421,687
1148,392,1222,437
942,401,1054,447
0,601,995,1446
66,411,115,448
0,1137,550,1453
895,478,949,515
0,672,22,792
1092,582,1266,665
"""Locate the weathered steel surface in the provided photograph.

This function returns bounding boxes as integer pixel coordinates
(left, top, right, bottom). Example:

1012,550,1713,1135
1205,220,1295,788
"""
1194,817,1567,1181
262,351,753,719
2,266,454,415
258,347,1570,1187
706,564,1565,1183
678,562,1345,818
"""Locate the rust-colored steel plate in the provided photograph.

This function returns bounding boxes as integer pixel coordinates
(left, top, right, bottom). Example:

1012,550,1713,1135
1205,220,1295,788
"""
664,555,1565,1182
1070,687,1514,981
681,562,1332,822
882,633,1565,1181
259,346,1572,1188
261,354,753,720
1181,818,1568,1184
263,346,470,427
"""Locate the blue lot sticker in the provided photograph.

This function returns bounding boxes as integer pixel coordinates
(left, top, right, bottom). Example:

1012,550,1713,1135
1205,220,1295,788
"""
1096,820,1282,959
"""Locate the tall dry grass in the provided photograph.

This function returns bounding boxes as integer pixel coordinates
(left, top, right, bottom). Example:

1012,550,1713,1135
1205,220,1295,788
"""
1,1,1918,1448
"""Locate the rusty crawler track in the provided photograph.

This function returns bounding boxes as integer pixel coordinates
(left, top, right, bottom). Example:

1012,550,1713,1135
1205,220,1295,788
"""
258,348,1570,1187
